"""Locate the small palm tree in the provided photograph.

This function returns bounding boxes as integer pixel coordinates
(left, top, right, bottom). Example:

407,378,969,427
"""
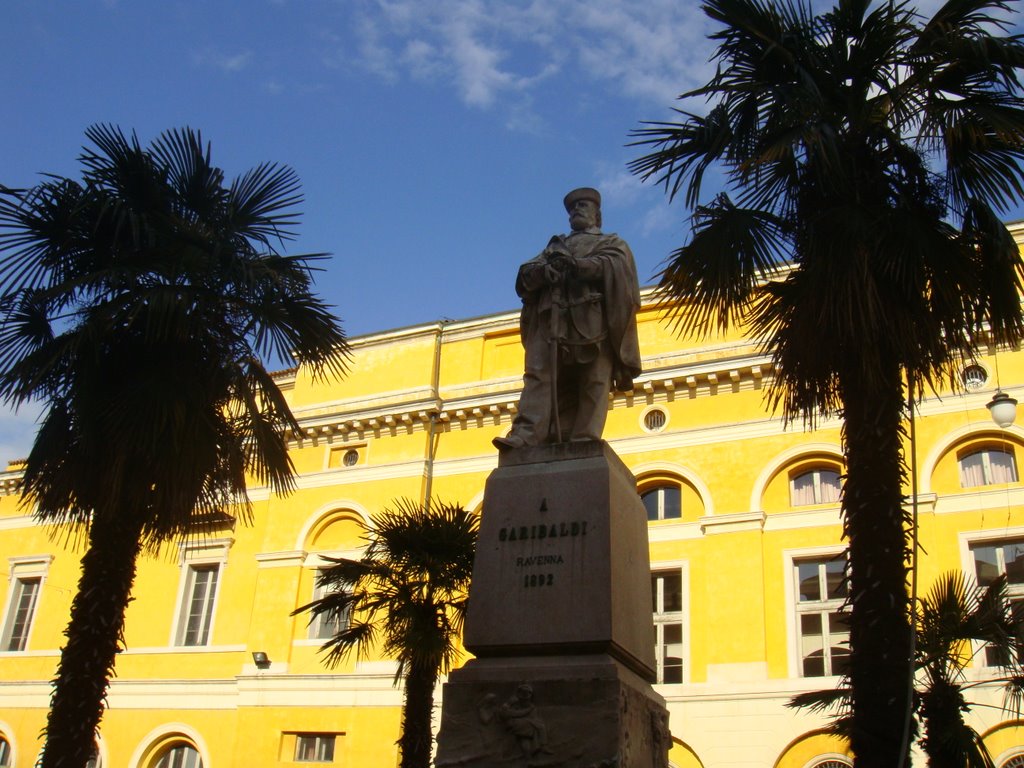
916,572,1020,768
630,1,1024,764
0,125,348,767
791,571,1024,768
293,499,478,768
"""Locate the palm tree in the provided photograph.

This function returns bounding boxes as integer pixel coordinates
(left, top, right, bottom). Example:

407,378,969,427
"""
0,124,348,768
293,499,478,768
793,571,1024,767
915,571,1021,768
630,1,1024,765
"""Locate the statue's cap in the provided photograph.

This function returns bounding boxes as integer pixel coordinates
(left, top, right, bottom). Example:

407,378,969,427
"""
563,187,601,211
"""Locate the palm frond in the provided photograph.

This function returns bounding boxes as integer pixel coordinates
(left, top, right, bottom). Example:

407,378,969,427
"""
228,162,304,248
655,194,788,339
291,500,478,685
629,106,733,208
1002,672,1024,716
788,684,854,738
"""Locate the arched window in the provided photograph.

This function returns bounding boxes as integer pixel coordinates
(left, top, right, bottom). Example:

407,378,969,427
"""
1002,753,1024,768
153,744,202,768
642,484,681,521
791,468,841,506
0,737,10,768
810,760,852,768
299,510,365,642
959,446,1018,487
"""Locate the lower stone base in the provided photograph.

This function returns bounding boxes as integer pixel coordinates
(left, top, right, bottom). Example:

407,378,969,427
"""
435,655,670,768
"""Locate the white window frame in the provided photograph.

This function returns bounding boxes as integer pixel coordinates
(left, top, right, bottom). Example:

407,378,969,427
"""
294,733,337,762
295,550,361,647
785,546,848,679
154,742,203,768
650,561,688,684
996,748,1024,768
958,446,1019,488
1,556,52,653
802,758,852,768
965,534,1024,667
793,553,849,678
0,734,12,768
790,467,842,506
171,541,230,648
308,568,350,641
642,483,682,522
175,565,219,647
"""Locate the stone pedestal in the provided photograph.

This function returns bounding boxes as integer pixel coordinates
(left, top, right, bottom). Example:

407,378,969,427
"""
436,442,669,768
435,655,669,768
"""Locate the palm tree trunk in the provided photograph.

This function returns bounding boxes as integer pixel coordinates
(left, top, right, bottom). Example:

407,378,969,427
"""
399,664,438,768
920,678,989,768
841,362,914,768
41,512,144,768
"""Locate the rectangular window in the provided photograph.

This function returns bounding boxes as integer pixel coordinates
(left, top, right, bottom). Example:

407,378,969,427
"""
175,564,220,646
971,538,1024,666
2,576,41,652
795,556,849,677
295,734,336,762
651,570,684,684
308,570,350,641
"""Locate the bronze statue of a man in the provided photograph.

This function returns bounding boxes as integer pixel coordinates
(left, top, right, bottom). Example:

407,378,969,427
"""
494,188,641,450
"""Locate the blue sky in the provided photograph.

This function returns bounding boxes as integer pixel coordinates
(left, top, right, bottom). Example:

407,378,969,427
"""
1,0,1021,463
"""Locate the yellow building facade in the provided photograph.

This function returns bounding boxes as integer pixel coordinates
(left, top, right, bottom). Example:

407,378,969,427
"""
3,229,1024,766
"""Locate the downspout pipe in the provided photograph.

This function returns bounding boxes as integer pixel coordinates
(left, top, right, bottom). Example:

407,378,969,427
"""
422,319,449,509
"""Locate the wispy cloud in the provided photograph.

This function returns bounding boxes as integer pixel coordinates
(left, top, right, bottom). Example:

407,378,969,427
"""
191,48,253,74
353,12,401,81
640,200,679,238
332,0,713,126
446,10,517,107
596,167,647,207
569,0,714,104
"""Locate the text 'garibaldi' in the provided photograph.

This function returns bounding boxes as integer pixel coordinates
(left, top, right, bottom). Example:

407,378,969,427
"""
495,187,642,450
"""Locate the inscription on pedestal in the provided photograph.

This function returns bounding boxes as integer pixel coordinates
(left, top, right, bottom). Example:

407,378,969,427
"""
464,442,655,679
499,518,586,589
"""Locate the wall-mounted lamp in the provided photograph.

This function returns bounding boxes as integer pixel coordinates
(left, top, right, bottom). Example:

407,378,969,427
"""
988,391,1018,428
252,650,271,669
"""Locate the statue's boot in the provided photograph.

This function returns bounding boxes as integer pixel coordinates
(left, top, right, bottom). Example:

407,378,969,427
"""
492,434,526,451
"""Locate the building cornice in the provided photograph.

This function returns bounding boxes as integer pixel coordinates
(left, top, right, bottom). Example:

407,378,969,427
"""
285,355,777,448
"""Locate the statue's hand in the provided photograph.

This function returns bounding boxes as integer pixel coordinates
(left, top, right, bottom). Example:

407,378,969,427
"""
550,255,578,279
544,235,570,258
543,264,562,284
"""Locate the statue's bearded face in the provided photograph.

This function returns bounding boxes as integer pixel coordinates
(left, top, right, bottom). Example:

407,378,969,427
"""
568,199,600,231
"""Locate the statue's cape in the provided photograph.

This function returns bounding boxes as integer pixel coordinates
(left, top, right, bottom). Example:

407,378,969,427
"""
595,232,642,390
516,231,642,392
